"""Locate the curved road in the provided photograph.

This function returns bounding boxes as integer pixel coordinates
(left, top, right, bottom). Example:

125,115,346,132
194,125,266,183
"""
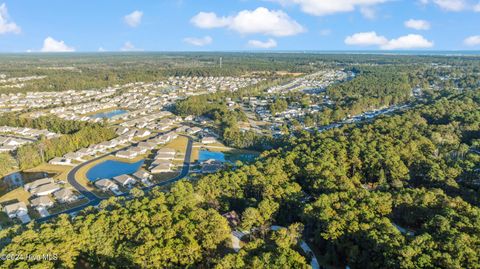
37,135,193,223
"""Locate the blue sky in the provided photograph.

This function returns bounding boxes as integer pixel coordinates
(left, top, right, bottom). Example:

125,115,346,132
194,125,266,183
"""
0,0,479,52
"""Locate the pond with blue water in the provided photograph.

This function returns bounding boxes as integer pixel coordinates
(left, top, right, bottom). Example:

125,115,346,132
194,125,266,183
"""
198,150,258,163
90,109,127,119
86,159,144,182
199,151,226,162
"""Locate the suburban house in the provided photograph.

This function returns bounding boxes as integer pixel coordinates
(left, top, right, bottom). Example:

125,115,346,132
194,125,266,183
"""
157,148,176,156
53,188,78,203
30,196,54,208
132,170,153,186
3,202,30,223
30,182,61,196
202,137,217,144
95,179,120,193
137,141,156,150
136,130,151,137
24,177,54,192
131,146,147,155
113,174,136,187
151,163,172,173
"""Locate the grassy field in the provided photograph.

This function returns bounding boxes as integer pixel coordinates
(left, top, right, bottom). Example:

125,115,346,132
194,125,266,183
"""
0,187,31,205
26,163,72,181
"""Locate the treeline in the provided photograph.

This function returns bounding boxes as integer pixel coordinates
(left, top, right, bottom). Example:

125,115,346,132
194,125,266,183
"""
0,114,97,134
15,125,116,170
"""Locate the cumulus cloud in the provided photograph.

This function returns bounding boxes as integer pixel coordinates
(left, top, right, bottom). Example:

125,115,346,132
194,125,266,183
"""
124,10,143,27
183,36,213,46
190,12,230,28
404,19,431,30
268,0,388,16
41,37,75,52
121,41,142,51
345,31,388,46
247,38,278,49
345,32,434,50
0,3,21,34
381,34,434,49
464,35,480,46
191,7,305,37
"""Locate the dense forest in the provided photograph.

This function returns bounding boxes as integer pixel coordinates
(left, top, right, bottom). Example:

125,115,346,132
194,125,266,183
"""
1,86,478,268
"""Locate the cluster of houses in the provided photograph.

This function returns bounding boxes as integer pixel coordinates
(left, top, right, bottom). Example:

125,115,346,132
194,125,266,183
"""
116,132,178,160
94,170,153,194
2,177,78,223
0,88,117,114
149,147,177,174
165,76,264,93
266,70,350,94
0,126,59,152
119,111,181,130
0,75,46,90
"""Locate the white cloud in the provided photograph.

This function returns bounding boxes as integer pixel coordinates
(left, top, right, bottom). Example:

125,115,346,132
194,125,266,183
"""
269,0,388,16
191,7,305,37
381,34,434,49
98,47,106,52
124,10,143,27
190,12,230,28
464,35,480,46
345,31,388,46
121,41,139,51
41,37,75,52
404,19,431,30
345,32,434,50
183,36,213,46
0,3,21,34
247,38,278,49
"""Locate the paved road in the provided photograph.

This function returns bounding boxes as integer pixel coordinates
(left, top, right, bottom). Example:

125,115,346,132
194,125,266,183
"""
37,135,193,223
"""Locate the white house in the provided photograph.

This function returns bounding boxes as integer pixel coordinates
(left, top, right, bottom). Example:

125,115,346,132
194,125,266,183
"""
151,163,172,173
113,174,136,187
30,182,61,196
30,196,54,208
95,179,119,192
53,188,78,203
116,150,137,159
3,202,30,223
